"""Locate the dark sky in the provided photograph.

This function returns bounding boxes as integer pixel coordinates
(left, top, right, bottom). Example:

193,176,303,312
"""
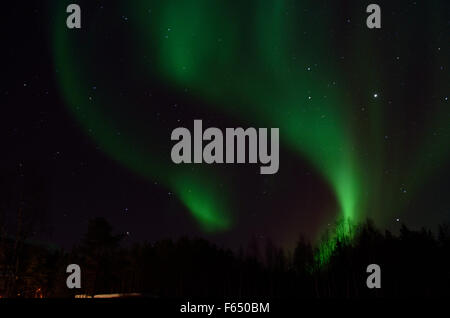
2,0,449,250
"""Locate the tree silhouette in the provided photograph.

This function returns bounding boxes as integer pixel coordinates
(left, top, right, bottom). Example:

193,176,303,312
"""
1,214,450,298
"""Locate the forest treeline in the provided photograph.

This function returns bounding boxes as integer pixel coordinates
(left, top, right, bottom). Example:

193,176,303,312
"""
1,166,450,298
1,216,450,298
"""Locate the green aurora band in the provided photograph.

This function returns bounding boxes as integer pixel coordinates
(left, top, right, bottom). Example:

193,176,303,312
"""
129,0,361,225
52,2,233,233
51,1,449,262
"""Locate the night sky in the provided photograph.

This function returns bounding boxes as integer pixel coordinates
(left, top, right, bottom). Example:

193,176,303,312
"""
2,0,449,250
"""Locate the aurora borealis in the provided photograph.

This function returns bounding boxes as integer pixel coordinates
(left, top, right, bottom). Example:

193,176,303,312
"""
3,0,448,252
126,0,363,236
